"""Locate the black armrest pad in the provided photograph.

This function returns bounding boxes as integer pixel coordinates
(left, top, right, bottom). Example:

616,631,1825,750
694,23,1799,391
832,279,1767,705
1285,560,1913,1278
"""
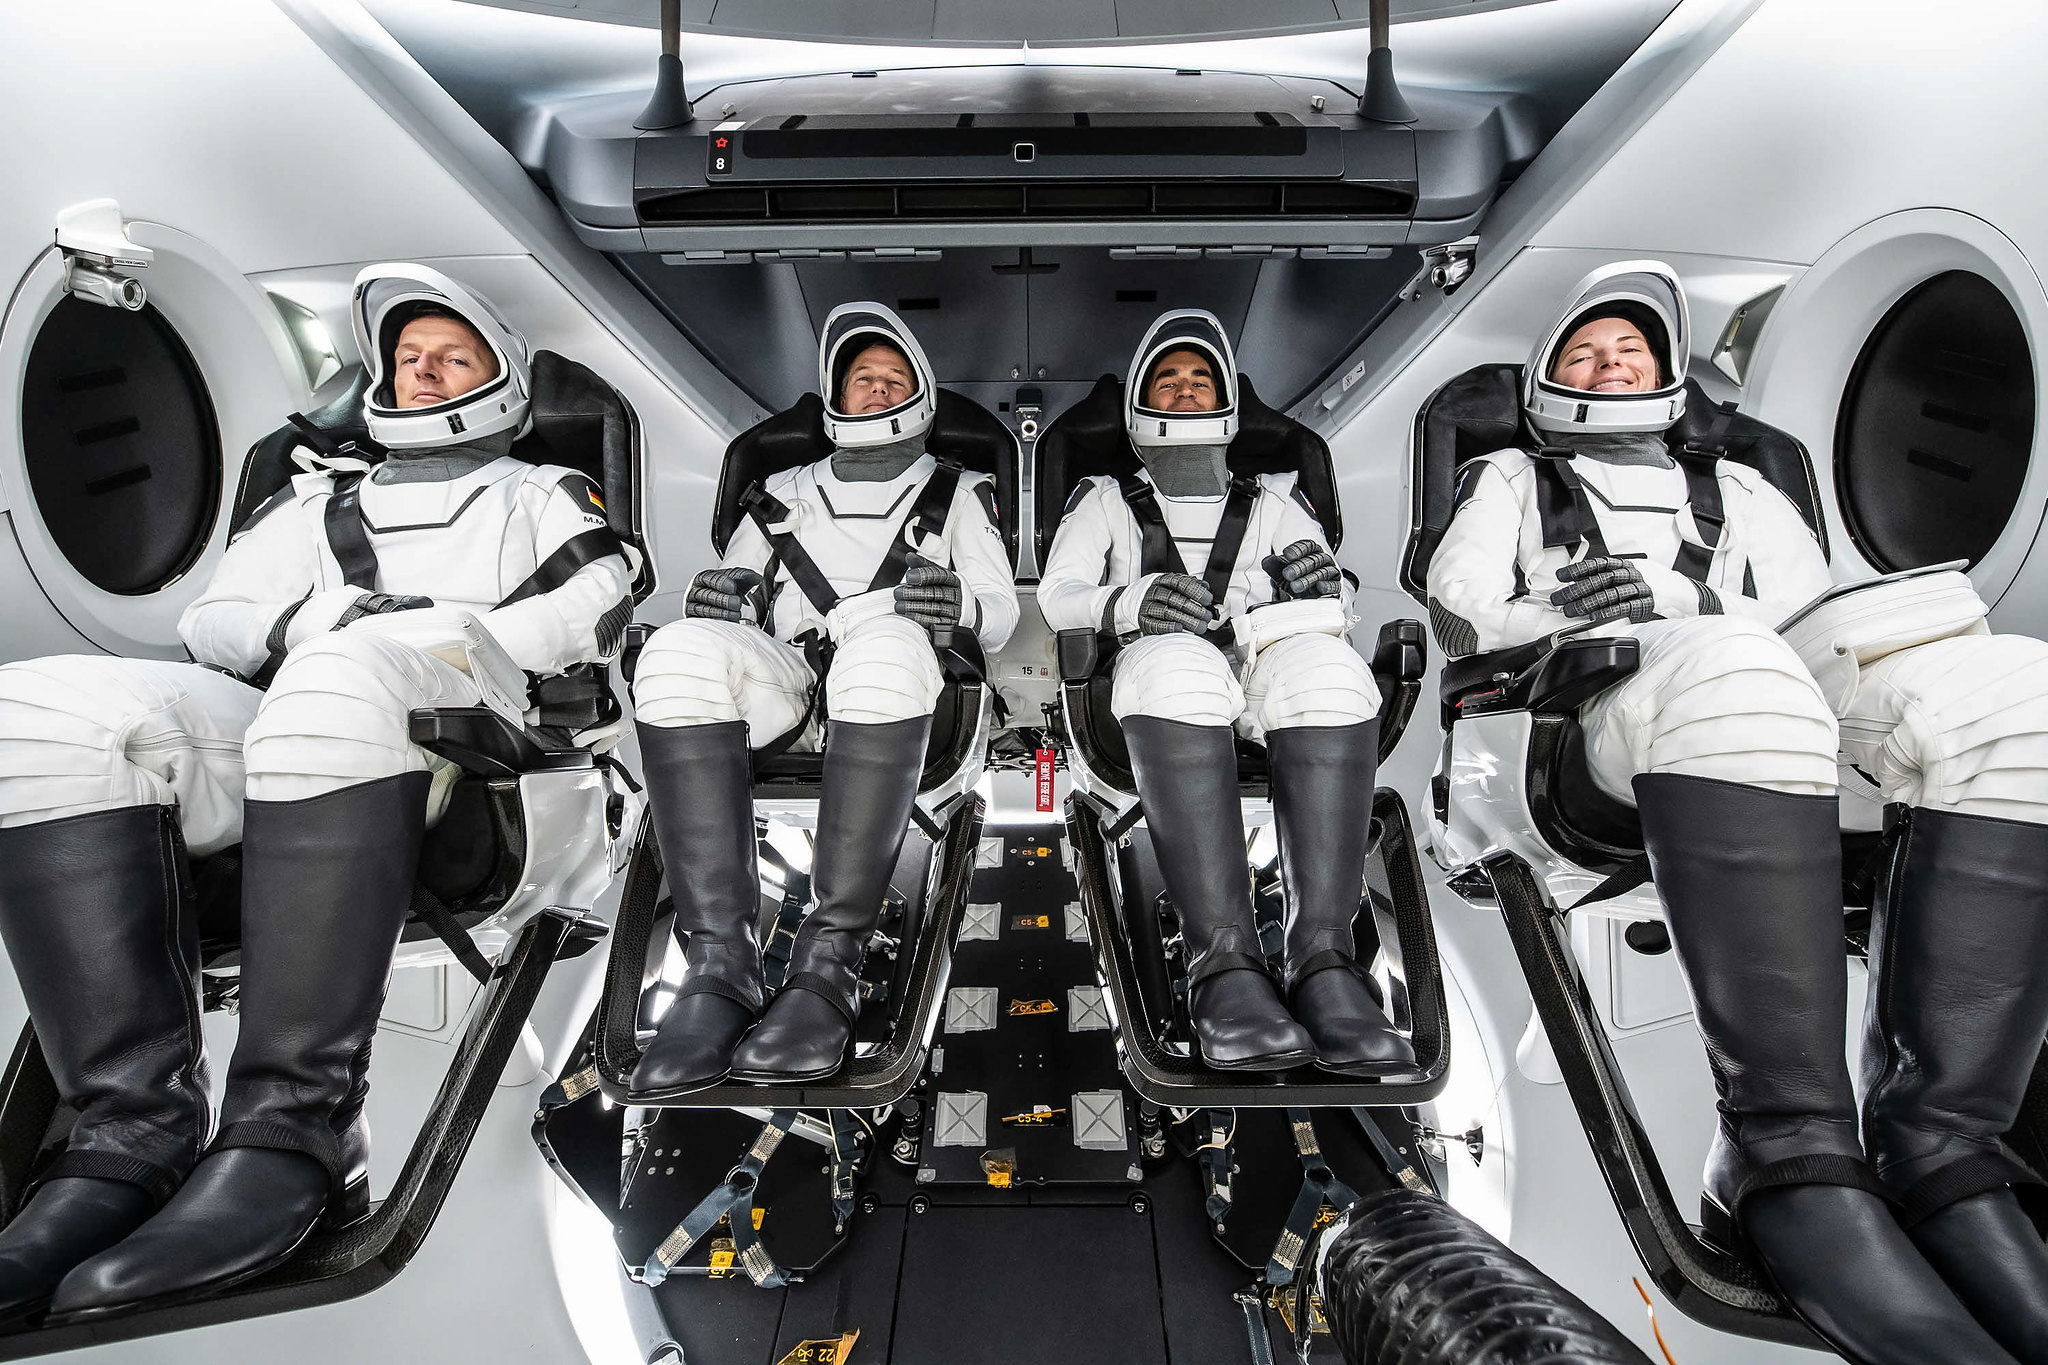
409,707,590,779
1371,619,1427,684
1441,636,1640,720
619,622,654,685
1057,629,1101,682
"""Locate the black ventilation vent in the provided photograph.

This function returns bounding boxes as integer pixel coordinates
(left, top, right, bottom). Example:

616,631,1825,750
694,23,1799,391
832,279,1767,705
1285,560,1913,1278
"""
740,114,1305,160
1835,271,2036,570
639,180,1412,225
20,296,221,594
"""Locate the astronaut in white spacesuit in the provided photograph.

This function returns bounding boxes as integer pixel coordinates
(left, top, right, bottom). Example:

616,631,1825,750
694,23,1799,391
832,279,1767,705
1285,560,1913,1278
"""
1428,261,2048,1364
626,304,1016,1096
1038,311,1413,1078
0,265,631,1319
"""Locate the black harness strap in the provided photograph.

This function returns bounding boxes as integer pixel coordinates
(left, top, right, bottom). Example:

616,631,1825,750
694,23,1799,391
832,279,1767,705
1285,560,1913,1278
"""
1115,474,1183,577
867,461,963,593
743,462,968,620
1529,450,1610,561
495,527,625,608
322,473,379,589
1202,476,1262,604
408,882,495,983
1115,472,1260,647
1670,399,1739,583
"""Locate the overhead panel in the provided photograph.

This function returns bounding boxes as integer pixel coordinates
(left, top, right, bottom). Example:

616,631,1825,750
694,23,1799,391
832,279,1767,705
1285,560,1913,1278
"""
1112,0,1342,38
1022,251,1262,388
794,250,1030,389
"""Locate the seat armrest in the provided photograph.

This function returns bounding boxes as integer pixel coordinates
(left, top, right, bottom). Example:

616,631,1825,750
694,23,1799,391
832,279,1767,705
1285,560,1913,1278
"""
409,707,592,779
1056,628,1101,682
1371,619,1427,685
1442,636,1640,723
619,622,654,685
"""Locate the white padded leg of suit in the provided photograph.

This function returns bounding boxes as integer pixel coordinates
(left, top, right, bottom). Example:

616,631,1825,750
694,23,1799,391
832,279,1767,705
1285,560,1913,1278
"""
1241,632,1381,740
0,656,262,855
244,630,482,804
632,619,816,749
1841,632,2048,822
1109,633,1244,727
1581,616,1838,804
824,614,944,726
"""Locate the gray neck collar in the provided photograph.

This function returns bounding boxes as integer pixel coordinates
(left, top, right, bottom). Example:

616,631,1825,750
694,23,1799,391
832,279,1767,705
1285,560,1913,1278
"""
371,429,517,485
1141,443,1229,499
830,434,927,483
1570,431,1676,469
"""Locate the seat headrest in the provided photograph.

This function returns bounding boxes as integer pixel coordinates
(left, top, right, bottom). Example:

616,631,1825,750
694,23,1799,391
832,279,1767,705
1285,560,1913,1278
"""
1400,366,1827,604
1034,372,1340,566
232,351,650,600
712,388,1019,560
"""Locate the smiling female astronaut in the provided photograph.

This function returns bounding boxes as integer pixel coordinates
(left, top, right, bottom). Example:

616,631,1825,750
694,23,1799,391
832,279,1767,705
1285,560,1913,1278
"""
1429,261,2048,1365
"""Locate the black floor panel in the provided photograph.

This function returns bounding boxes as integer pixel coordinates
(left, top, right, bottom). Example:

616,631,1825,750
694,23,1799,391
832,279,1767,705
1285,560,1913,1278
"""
893,1205,1169,1365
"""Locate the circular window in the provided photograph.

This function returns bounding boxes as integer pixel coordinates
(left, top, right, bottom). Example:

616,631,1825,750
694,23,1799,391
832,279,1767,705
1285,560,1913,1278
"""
19,295,221,595
1835,270,2037,571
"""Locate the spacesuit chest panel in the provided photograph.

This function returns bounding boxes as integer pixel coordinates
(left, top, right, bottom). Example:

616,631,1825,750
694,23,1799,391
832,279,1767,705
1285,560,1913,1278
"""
1567,459,1690,568
762,456,944,640
1152,489,1229,577
321,457,541,609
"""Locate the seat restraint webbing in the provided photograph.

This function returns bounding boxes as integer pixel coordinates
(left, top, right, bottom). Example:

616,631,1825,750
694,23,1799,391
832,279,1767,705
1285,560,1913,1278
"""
638,1110,798,1288
496,526,626,607
323,473,379,589
1116,472,1259,645
741,461,965,621
1265,1109,1361,1289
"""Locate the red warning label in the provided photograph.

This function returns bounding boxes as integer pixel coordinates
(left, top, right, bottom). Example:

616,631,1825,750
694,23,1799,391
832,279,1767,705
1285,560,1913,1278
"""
1036,748,1055,812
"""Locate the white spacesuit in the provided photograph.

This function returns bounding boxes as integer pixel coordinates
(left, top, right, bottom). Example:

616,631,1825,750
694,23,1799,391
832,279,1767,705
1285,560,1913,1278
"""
627,303,1017,1097
1038,310,1409,1079
1427,261,2048,1364
0,264,630,1322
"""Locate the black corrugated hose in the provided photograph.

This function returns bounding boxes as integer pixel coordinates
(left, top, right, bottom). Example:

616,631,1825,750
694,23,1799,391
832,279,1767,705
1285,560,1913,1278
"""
1322,1189,1656,1365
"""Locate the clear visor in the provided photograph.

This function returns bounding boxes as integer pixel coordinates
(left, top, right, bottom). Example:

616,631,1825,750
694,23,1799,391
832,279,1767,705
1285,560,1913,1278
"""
1131,314,1236,418
1539,271,1688,394
356,279,512,413
821,308,932,418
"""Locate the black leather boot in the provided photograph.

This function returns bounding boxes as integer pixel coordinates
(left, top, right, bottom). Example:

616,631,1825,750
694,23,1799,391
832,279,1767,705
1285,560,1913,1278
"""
0,807,209,1323
628,721,764,1099
1635,773,2015,1365
1863,805,2048,1363
1269,721,1415,1077
1124,716,1313,1072
728,716,928,1083
52,772,429,1317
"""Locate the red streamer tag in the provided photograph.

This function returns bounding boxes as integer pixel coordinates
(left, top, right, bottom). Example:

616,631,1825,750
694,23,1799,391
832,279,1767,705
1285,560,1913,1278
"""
1035,748,1056,812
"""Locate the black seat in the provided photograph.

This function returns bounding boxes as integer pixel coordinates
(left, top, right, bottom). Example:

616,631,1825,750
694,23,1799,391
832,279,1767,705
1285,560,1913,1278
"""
589,386,1016,1109
1035,373,1444,1109
1407,365,1828,866
1037,373,1422,797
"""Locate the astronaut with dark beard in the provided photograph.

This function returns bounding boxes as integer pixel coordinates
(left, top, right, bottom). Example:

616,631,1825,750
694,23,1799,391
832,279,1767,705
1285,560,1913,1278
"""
0,264,632,1318
1038,311,1413,1079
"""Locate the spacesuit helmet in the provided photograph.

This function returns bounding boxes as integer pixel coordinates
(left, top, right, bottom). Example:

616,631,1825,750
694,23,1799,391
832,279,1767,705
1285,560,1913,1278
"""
1524,260,1690,436
1126,309,1239,450
351,263,532,451
819,302,938,449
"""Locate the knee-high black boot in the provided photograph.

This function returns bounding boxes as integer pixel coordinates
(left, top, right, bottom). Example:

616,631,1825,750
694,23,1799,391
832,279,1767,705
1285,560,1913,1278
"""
1269,721,1415,1077
52,772,429,1316
1124,716,1313,1072
1863,805,2048,1362
728,716,928,1083
0,807,209,1322
1635,773,2014,1365
628,721,764,1099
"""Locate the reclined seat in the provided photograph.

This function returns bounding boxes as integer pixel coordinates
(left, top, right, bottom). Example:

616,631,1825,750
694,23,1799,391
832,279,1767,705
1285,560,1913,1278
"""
1035,373,1447,1109
1407,362,1862,1349
0,352,647,1353
590,387,1018,1108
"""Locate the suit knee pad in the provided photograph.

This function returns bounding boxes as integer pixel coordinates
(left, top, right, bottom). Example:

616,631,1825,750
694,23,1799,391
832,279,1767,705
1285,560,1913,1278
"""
245,633,467,801
825,616,943,725
1110,634,1243,726
1246,633,1380,733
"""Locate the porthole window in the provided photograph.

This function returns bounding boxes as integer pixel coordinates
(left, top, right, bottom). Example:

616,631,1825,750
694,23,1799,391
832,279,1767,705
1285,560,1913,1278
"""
19,294,221,595
1835,270,2037,571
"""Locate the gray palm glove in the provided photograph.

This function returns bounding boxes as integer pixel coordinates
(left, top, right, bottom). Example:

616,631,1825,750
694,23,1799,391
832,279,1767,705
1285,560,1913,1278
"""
1261,539,1342,600
685,567,767,625
1550,556,1656,625
894,553,966,636
1137,573,1216,636
333,592,434,629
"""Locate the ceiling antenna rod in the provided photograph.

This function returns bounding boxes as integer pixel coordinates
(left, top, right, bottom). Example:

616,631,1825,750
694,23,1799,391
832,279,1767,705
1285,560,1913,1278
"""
635,0,695,130
1359,0,1418,124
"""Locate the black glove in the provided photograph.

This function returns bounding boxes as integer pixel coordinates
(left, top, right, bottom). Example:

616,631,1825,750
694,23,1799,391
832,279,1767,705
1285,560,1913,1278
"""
1137,573,1216,636
685,567,766,624
893,553,966,636
1261,539,1342,601
1549,556,1655,625
334,592,434,628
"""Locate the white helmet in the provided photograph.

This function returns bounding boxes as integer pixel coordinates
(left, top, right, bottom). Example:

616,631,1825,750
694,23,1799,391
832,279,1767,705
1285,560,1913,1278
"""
350,263,532,450
819,302,937,449
1126,309,1239,449
1524,260,1690,437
